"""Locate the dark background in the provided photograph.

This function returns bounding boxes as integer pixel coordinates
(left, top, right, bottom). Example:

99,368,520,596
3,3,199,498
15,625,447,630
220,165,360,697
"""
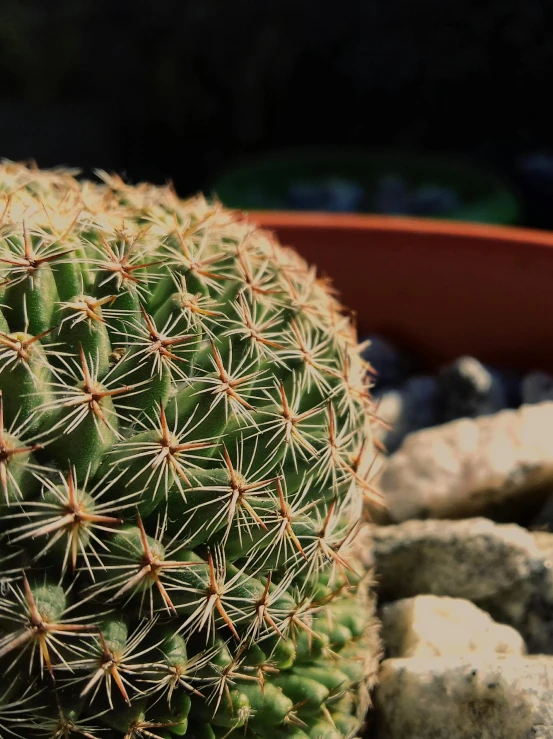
1,0,553,226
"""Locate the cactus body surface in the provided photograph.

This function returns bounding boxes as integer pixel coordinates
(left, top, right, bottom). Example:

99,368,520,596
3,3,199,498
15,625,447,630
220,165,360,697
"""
0,161,379,739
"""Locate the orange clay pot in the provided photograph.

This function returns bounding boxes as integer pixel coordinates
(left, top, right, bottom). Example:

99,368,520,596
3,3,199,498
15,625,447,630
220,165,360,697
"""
249,212,553,373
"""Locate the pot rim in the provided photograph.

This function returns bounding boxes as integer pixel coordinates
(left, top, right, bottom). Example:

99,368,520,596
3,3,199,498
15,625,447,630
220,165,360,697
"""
248,211,553,249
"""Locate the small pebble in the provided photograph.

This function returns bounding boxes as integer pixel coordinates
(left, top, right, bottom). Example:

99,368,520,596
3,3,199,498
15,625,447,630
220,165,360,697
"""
360,334,415,389
374,376,439,454
492,367,522,408
521,371,553,404
436,355,507,423
401,375,439,432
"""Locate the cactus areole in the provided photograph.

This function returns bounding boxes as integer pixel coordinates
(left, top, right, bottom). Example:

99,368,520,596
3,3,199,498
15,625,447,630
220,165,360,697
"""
0,161,379,739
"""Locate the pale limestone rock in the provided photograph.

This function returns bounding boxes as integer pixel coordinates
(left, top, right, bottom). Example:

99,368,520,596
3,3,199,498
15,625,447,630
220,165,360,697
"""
355,518,538,604
374,655,553,739
532,530,553,557
380,402,553,521
355,520,553,654
380,595,526,658
479,551,553,656
458,530,553,655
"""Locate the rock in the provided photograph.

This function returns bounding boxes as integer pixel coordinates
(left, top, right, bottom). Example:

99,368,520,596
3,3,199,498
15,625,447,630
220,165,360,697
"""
528,494,553,532
531,493,553,532
436,356,507,423
373,376,439,453
356,520,553,655
518,563,553,655
401,375,439,428
380,402,553,522
522,371,553,404
380,595,526,659
477,533,553,655
532,530,553,556
356,518,538,605
496,366,524,408
374,655,553,739
360,334,414,389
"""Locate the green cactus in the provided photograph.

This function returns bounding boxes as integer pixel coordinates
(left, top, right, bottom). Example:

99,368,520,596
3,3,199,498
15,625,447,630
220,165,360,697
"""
0,161,380,738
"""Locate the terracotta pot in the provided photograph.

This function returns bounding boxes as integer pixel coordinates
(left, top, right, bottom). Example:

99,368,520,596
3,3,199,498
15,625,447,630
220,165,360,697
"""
249,212,553,373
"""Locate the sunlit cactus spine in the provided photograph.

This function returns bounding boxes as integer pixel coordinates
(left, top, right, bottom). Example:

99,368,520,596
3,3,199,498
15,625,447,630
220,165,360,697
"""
0,160,381,739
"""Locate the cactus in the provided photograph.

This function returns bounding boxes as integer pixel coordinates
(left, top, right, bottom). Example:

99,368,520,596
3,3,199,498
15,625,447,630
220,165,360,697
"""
0,160,380,739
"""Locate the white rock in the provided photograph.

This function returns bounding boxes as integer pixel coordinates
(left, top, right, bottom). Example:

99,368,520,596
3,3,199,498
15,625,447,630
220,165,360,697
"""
532,530,553,556
374,655,553,738
355,520,553,654
355,518,538,604
380,402,553,521
380,595,526,658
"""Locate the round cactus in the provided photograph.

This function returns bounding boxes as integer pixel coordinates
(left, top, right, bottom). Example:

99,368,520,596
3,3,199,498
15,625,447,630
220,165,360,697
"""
0,161,380,739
